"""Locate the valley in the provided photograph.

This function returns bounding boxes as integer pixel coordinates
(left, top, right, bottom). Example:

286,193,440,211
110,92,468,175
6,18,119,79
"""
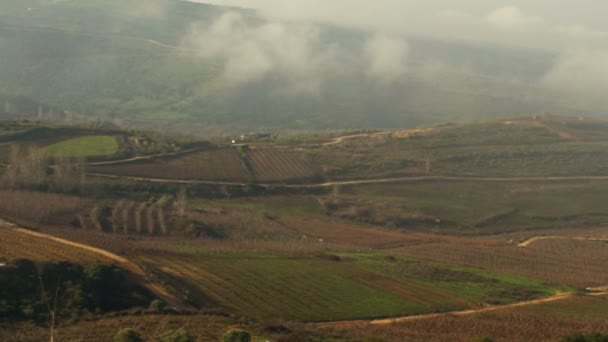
0,116,607,341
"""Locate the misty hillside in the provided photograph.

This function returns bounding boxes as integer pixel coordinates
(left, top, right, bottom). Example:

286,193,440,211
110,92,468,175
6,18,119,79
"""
0,0,592,133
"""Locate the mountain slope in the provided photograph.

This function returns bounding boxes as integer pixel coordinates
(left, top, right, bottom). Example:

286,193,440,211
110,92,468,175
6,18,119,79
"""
0,0,585,133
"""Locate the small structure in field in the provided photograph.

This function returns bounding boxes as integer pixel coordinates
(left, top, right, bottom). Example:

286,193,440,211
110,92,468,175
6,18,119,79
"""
129,136,149,146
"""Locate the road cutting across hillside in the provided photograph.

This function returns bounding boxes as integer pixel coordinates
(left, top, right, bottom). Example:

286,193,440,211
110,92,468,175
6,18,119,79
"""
0,218,182,309
517,235,608,247
313,289,608,328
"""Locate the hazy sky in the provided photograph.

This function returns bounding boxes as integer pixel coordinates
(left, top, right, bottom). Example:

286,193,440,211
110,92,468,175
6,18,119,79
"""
182,1,608,105
189,1,608,50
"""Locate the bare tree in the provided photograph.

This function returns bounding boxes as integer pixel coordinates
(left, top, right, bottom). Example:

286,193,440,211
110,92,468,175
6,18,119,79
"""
174,186,188,217
36,266,60,342
135,203,146,234
146,206,155,234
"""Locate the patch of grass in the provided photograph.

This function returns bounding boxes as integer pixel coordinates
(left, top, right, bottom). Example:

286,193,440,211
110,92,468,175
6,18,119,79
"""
190,195,324,219
356,255,564,305
138,251,565,322
140,253,426,321
339,179,608,233
43,135,119,157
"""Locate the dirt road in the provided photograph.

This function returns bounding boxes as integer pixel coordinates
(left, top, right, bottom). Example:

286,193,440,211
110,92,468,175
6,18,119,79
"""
89,173,608,189
314,292,575,328
86,146,206,166
1,220,181,308
517,236,608,247
321,128,435,146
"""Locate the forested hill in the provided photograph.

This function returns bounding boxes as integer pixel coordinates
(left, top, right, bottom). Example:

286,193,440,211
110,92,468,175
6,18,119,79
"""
0,0,584,134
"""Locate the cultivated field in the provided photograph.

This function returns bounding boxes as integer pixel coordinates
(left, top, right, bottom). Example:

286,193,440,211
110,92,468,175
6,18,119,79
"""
43,135,119,157
321,295,608,342
0,126,125,162
306,117,608,180
90,148,251,182
91,147,324,183
135,251,562,322
336,179,608,234
0,314,231,342
0,227,112,264
395,238,608,288
281,218,503,248
2,118,608,341
0,190,91,225
248,148,321,182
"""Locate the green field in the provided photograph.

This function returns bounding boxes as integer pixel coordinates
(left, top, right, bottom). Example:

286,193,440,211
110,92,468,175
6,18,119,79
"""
306,118,608,180
43,135,119,157
138,252,563,322
333,179,608,234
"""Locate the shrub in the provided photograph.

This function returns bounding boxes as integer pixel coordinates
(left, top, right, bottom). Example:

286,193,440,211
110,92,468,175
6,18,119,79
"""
562,332,608,342
114,328,143,342
149,299,167,313
472,337,494,342
157,328,195,342
222,329,251,342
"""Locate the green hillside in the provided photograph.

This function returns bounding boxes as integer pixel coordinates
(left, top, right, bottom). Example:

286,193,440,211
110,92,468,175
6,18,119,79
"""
0,0,584,133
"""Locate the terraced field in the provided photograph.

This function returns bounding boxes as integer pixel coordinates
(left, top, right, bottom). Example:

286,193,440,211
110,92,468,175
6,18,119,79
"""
249,148,321,182
137,252,563,322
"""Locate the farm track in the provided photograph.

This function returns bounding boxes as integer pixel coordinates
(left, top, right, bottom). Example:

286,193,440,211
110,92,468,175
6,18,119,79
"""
517,236,608,247
320,128,436,146
86,147,207,166
0,218,182,308
89,172,608,188
310,234,608,329
313,292,578,328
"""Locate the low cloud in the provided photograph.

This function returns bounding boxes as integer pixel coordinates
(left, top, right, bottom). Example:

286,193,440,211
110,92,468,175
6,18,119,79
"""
181,12,412,93
485,6,543,31
182,12,331,94
542,49,608,107
364,34,409,84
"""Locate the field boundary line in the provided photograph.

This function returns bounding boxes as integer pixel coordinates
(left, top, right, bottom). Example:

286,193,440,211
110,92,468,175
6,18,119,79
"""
313,292,574,328
88,173,608,189
86,146,207,166
518,236,608,247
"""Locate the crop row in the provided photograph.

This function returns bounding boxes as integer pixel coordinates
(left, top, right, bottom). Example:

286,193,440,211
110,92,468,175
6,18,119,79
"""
249,149,321,182
0,228,109,264
398,238,608,288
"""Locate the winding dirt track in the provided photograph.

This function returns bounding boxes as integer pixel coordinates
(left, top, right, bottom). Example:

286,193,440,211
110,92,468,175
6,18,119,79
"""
517,236,608,247
321,128,436,146
86,146,206,166
314,292,575,328
0,220,182,308
89,173,608,189
314,234,608,328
